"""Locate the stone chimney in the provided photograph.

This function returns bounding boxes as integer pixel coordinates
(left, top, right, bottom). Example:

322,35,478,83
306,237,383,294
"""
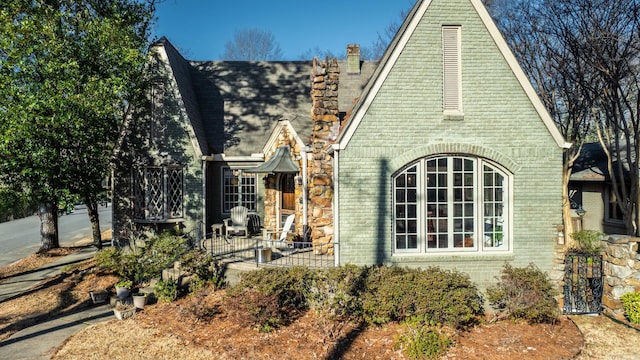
346,44,360,74
308,57,340,254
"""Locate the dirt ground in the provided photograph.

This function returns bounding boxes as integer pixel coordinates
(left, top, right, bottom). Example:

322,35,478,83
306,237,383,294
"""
2,248,640,359
51,288,583,360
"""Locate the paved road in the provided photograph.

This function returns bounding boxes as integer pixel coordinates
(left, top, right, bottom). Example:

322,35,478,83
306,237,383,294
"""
0,204,112,267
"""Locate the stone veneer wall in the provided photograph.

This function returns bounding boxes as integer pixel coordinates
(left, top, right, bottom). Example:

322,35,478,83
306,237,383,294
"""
308,57,340,254
600,235,640,320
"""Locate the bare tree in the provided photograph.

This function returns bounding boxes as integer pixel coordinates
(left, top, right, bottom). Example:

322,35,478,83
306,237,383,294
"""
488,0,640,236
222,28,283,61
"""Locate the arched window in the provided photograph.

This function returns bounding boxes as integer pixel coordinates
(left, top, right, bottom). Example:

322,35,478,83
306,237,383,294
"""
393,155,510,254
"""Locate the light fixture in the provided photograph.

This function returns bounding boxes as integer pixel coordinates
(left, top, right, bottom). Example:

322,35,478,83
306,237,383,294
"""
576,206,586,217
556,225,565,245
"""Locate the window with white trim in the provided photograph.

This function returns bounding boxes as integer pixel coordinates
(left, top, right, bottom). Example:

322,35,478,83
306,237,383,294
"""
393,156,509,254
223,168,257,212
442,26,462,114
133,166,183,221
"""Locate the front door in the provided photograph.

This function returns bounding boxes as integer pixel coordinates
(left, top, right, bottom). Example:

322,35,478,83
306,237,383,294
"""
280,173,295,227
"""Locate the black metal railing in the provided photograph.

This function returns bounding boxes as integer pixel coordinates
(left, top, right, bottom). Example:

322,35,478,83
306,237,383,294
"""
202,235,335,269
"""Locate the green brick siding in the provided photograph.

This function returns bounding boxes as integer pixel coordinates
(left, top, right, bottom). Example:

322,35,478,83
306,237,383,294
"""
336,0,563,289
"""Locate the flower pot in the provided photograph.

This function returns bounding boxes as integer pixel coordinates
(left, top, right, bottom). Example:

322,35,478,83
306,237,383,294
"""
89,290,109,304
113,306,136,320
116,287,130,298
132,294,147,309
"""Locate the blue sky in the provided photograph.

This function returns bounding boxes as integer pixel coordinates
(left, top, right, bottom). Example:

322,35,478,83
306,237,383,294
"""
153,0,415,60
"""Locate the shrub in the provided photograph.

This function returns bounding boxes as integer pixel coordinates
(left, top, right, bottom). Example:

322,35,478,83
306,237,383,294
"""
93,231,190,285
394,317,453,359
137,232,190,281
486,263,560,324
225,289,282,332
305,264,368,321
232,266,313,310
180,250,226,290
362,266,483,328
621,292,640,324
154,278,179,303
570,230,604,254
180,286,220,321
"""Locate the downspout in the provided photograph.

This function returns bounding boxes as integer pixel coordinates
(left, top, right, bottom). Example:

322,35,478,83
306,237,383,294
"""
200,158,206,249
201,155,214,249
330,144,340,266
301,146,310,242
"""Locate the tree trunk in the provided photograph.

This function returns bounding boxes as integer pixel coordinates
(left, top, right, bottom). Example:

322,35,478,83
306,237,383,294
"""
562,162,574,248
38,202,59,252
85,196,103,249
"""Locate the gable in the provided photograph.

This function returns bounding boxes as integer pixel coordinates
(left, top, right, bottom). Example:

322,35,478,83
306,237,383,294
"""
336,0,569,151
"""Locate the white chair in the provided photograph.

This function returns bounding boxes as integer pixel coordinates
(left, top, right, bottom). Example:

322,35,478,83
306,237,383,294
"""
224,206,249,238
263,214,295,249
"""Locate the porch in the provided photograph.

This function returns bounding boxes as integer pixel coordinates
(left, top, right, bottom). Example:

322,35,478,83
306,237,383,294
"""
201,234,336,269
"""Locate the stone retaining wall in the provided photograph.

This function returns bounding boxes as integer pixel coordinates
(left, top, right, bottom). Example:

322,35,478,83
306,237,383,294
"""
600,235,640,320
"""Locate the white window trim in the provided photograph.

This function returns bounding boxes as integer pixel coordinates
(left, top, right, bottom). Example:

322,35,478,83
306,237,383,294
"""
222,168,258,213
442,26,463,116
392,156,512,256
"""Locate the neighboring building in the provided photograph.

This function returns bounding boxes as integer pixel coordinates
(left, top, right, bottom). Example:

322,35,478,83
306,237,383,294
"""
570,142,630,235
113,0,569,288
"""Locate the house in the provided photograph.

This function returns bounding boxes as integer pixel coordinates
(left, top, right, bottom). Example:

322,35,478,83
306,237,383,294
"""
111,39,375,249
113,0,569,288
570,142,630,235
328,0,569,288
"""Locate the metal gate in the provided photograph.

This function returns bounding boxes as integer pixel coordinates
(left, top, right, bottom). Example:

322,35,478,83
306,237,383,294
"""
563,253,603,314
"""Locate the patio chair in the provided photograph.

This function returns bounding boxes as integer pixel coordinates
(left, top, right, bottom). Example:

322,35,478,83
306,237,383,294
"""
224,206,249,238
263,214,295,250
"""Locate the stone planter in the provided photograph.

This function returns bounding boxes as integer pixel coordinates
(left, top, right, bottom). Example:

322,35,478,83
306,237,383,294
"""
113,306,136,320
132,293,147,309
115,287,130,298
88,290,109,304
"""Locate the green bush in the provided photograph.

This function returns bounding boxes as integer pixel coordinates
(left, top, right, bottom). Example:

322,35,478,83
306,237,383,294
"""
362,266,483,328
232,266,313,310
486,263,560,324
154,278,179,303
621,292,640,324
180,250,226,290
394,317,453,359
305,264,368,321
94,231,190,285
570,230,603,254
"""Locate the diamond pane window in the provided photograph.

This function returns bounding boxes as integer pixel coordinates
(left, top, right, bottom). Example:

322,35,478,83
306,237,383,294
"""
132,166,183,221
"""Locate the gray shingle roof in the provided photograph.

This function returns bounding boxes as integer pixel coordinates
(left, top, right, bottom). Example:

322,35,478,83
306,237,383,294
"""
158,39,377,157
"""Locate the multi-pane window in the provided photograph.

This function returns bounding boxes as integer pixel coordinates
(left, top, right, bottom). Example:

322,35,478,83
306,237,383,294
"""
133,166,183,221
223,168,257,212
394,156,509,254
442,26,462,114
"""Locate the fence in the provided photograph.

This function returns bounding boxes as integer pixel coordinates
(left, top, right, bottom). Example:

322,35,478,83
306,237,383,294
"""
202,234,336,269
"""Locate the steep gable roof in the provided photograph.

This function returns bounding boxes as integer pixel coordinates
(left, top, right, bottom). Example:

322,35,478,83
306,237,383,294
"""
335,0,570,150
156,37,209,158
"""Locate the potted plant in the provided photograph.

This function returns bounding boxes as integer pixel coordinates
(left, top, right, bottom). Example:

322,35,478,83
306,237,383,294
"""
115,279,133,298
113,303,136,320
132,292,147,309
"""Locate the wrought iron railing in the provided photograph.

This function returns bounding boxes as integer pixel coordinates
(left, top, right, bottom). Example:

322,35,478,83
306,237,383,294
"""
202,235,335,269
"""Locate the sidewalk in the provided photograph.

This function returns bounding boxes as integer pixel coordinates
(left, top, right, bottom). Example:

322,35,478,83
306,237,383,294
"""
0,246,115,359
